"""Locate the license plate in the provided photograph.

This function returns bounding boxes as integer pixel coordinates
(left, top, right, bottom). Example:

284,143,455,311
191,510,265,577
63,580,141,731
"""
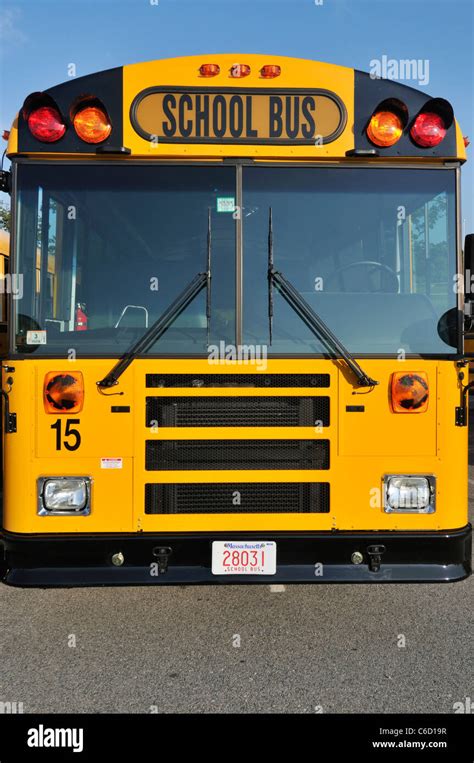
211,541,277,575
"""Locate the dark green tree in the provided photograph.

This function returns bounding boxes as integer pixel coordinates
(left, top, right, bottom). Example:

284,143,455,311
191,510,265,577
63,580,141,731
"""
0,201,11,232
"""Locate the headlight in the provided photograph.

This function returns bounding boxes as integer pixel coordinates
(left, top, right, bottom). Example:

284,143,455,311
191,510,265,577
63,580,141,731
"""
384,475,435,514
38,477,91,515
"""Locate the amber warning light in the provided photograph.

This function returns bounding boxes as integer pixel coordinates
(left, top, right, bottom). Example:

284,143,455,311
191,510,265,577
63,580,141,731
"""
367,111,403,147
73,105,111,144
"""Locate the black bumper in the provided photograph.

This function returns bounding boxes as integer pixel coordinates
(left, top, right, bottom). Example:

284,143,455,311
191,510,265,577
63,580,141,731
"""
0,526,471,586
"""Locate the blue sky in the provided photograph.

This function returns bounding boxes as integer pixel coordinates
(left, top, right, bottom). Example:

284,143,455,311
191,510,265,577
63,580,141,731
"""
0,0,473,231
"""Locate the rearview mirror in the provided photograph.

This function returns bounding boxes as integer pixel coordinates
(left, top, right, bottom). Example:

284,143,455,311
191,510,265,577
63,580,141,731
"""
464,234,474,332
464,234,474,287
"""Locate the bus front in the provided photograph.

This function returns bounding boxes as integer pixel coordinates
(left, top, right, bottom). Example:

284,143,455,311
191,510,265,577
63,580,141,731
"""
1,54,471,585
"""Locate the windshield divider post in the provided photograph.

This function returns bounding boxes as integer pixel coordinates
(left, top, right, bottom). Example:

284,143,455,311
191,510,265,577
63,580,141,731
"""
267,207,274,346
206,207,212,350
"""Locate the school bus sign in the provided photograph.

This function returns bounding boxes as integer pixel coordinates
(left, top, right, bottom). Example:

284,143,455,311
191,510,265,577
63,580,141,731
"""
130,87,347,145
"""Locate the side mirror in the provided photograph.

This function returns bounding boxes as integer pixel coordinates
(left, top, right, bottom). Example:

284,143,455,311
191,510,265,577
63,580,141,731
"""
464,234,474,286
464,234,474,326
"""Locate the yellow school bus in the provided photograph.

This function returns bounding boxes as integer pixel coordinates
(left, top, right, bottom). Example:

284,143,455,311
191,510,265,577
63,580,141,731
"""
0,54,472,585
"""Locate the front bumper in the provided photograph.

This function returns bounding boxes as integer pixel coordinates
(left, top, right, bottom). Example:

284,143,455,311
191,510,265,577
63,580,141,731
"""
0,526,471,586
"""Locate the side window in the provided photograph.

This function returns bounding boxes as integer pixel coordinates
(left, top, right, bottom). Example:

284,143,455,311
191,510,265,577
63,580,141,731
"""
37,193,81,335
0,252,8,323
398,192,451,313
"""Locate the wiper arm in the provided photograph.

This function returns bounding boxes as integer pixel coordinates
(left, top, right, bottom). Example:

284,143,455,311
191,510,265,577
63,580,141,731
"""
97,208,212,389
267,208,378,388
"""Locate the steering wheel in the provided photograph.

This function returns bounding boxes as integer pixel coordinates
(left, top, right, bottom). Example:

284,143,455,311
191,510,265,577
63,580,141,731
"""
324,261,399,293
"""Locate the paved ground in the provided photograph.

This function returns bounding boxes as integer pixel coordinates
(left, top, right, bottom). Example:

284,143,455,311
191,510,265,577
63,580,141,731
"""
0,451,472,714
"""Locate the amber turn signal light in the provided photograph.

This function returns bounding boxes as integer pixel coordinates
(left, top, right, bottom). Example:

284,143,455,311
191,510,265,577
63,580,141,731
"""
44,372,84,414
390,372,429,413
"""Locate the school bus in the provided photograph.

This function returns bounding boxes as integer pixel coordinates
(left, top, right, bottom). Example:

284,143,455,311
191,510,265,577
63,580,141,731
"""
0,54,472,585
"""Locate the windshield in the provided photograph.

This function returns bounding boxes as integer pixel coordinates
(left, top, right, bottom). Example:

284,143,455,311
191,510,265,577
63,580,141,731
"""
13,163,458,357
243,166,458,355
14,164,236,356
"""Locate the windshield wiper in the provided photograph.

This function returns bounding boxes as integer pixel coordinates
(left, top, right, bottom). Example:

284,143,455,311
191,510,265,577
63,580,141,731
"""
97,208,212,388
267,208,378,388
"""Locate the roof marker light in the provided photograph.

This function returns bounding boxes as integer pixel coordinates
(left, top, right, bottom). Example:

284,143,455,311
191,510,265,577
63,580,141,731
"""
199,63,220,77
260,64,281,79
230,64,251,78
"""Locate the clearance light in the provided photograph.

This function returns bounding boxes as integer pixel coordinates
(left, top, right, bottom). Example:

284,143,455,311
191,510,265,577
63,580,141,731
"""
384,476,434,514
28,105,66,143
410,112,447,147
260,64,281,79
38,477,91,515
199,63,220,77
367,111,403,147
390,372,429,413
230,63,251,78
73,105,111,144
44,372,84,414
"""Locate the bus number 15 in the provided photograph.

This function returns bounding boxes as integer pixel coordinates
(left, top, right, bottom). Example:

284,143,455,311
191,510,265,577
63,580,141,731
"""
51,419,81,451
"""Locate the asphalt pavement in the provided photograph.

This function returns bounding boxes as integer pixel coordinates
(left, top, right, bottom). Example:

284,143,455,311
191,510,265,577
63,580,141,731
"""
0,457,472,714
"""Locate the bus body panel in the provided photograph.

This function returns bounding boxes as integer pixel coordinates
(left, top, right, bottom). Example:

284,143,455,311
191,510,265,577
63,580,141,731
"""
2,358,468,535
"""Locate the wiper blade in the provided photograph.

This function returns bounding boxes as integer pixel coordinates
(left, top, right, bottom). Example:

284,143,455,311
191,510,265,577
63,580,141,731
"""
267,208,378,388
97,208,212,389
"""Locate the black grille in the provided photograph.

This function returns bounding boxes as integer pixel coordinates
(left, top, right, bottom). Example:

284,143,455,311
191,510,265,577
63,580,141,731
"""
145,439,330,471
145,396,330,428
146,373,330,388
145,482,330,514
